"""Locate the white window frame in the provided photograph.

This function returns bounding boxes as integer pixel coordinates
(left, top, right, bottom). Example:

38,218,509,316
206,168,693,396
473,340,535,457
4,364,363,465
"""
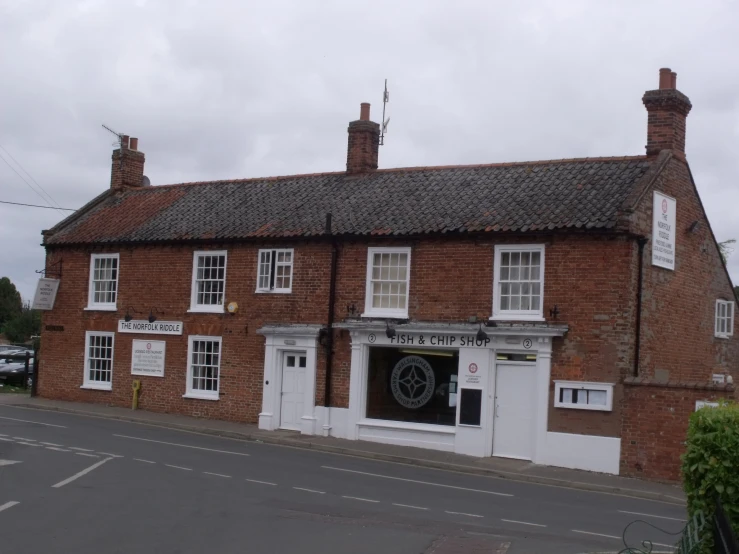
554,381,614,412
184,335,222,400
491,244,545,322
255,248,294,293
715,299,735,339
362,246,411,319
189,250,227,313
82,331,115,390
86,253,120,311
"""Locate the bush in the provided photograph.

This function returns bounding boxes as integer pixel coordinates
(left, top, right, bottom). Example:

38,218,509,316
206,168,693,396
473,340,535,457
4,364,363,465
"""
682,401,739,550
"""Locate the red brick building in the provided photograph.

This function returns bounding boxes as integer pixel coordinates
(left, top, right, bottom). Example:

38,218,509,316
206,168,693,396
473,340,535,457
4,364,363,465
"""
37,68,737,480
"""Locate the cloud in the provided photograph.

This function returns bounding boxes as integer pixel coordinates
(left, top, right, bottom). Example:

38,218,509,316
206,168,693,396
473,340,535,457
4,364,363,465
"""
1,0,738,303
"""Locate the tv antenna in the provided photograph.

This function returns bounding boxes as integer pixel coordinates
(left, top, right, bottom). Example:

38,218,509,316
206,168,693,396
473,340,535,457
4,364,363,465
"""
379,79,390,146
102,124,124,148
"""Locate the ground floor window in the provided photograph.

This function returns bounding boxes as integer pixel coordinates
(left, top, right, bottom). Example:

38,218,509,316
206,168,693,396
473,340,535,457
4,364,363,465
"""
366,347,458,426
186,336,221,400
83,331,114,390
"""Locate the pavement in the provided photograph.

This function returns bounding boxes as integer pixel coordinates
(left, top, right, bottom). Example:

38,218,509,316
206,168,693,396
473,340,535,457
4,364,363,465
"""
0,397,688,553
0,393,685,504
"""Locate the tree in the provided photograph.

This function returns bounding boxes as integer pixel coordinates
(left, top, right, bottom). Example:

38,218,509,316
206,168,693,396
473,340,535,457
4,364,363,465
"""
0,277,22,330
719,239,736,264
3,303,41,344
734,285,739,300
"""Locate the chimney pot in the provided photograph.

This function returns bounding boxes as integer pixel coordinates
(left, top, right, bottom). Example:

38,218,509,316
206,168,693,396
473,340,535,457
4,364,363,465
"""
360,103,371,121
129,137,138,151
670,71,677,89
659,68,672,89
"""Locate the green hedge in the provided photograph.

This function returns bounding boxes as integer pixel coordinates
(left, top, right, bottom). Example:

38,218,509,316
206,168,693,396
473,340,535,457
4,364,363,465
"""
682,401,739,550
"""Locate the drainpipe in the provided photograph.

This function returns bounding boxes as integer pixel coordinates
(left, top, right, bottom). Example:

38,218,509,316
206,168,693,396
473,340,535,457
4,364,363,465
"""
323,213,338,436
634,237,648,377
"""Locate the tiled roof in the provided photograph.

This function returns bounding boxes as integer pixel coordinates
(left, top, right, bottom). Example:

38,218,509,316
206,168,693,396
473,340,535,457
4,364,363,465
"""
45,156,653,245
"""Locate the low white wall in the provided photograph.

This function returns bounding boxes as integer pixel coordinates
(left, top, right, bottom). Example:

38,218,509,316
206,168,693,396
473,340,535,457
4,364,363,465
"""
313,407,351,439
356,420,455,452
540,431,621,475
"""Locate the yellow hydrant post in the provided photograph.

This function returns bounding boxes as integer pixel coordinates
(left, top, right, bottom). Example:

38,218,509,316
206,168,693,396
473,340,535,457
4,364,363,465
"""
132,379,141,410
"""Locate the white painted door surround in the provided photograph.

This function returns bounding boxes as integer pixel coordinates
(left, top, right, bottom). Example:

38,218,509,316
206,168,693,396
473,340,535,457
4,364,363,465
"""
257,325,321,435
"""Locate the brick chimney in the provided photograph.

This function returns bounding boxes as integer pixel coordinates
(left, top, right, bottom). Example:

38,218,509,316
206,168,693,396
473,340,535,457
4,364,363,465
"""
643,68,692,161
346,103,380,174
110,135,146,189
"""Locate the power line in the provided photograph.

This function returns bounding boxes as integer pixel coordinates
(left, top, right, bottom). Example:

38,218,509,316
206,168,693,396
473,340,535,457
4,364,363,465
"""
0,142,63,210
0,200,75,211
0,147,66,215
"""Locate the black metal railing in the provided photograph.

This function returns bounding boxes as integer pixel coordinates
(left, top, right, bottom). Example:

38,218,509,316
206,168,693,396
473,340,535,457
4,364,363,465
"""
1,350,34,392
714,498,739,554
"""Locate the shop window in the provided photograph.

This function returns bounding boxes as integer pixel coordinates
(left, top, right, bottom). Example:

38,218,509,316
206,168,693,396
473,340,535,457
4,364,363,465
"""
492,245,545,321
366,347,458,426
715,299,734,338
256,249,293,293
87,253,119,310
190,251,227,312
185,336,221,400
82,331,114,390
554,381,613,412
363,247,411,318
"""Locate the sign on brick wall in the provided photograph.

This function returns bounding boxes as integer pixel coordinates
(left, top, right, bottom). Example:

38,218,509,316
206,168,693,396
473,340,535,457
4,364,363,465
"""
652,191,676,271
118,320,183,335
131,340,166,377
32,278,59,310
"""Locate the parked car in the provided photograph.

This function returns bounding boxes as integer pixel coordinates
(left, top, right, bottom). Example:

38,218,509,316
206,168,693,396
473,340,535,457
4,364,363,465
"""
0,355,33,387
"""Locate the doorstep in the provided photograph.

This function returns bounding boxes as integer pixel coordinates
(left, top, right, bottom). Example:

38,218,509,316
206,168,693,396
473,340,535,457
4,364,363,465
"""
0,394,685,505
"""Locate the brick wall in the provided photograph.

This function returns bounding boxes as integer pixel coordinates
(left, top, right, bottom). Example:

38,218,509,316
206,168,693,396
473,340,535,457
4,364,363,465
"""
621,380,735,480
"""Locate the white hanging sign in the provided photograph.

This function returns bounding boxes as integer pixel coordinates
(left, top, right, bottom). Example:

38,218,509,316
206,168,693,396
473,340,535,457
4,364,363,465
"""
652,191,677,270
32,278,60,310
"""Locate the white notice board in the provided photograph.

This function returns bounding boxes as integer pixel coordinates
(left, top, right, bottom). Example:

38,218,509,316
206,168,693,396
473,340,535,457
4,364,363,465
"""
32,278,60,310
131,340,166,377
652,191,676,270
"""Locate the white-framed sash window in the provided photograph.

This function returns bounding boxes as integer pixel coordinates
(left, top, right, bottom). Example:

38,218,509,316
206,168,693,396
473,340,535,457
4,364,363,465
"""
87,253,119,310
184,335,222,400
190,251,227,312
82,331,114,390
363,247,411,318
256,249,294,293
715,299,735,338
492,244,545,321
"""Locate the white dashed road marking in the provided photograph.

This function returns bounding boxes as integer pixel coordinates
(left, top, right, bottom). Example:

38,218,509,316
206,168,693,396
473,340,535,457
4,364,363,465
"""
46,447,70,452
0,460,22,467
114,434,250,456
69,447,94,452
164,464,192,471
203,472,231,478
97,452,123,458
501,519,547,527
13,437,35,441
294,487,325,494
445,510,483,518
342,496,380,503
40,442,62,447
75,452,100,458
17,442,41,447
392,503,429,511
133,458,156,464
0,501,20,513
322,466,513,497
617,510,686,522
245,479,277,486
572,530,620,540
0,416,66,428
52,458,114,489
0,438,14,442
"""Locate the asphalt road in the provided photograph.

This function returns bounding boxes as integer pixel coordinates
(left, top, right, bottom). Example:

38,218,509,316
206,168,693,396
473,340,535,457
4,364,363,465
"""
0,404,687,554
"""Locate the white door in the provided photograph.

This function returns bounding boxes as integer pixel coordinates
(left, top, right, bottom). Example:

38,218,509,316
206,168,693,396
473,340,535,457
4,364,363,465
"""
279,353,306,431
492,363,537,460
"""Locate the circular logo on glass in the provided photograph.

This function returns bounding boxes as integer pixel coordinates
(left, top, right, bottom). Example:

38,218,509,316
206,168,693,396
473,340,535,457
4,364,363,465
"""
390,356,436,409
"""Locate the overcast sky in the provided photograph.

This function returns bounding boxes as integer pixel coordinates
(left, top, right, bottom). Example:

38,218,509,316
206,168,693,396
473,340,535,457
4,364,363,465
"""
1,0,737,302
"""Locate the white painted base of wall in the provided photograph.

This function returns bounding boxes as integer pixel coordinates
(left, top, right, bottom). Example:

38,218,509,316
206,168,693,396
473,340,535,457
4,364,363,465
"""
313,407,351,439
539,431,621,475
356,419,456,452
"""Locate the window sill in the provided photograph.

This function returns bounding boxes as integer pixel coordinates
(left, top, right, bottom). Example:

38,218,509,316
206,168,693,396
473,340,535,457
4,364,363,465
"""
80,384,112,391
361,311,409,320
84,306,118,312
554,404,611,412
255,289,292,294
715,334,733,340
357,418,456,434
182,393,219,401
187,307,225,314
489,315,546,322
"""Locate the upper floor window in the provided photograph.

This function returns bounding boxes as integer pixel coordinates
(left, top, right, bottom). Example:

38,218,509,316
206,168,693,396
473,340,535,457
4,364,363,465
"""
492,245,545,321
256,249,293,293
715,299,735,338
190,251,227,313
363,247,411,318
87,253,119,310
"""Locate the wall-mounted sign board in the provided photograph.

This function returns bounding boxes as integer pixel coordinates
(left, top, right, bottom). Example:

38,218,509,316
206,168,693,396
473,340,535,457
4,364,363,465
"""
459,388,482,426
118,320,183,335
131,340,166,377
32,278,60,310
652,191,676,270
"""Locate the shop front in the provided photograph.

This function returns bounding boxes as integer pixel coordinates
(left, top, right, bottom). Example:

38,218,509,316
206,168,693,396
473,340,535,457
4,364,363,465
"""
339,322,568,462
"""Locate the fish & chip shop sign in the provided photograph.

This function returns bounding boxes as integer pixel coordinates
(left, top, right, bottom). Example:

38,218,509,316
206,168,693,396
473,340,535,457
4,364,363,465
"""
387,332,491,348
118,320,183,335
